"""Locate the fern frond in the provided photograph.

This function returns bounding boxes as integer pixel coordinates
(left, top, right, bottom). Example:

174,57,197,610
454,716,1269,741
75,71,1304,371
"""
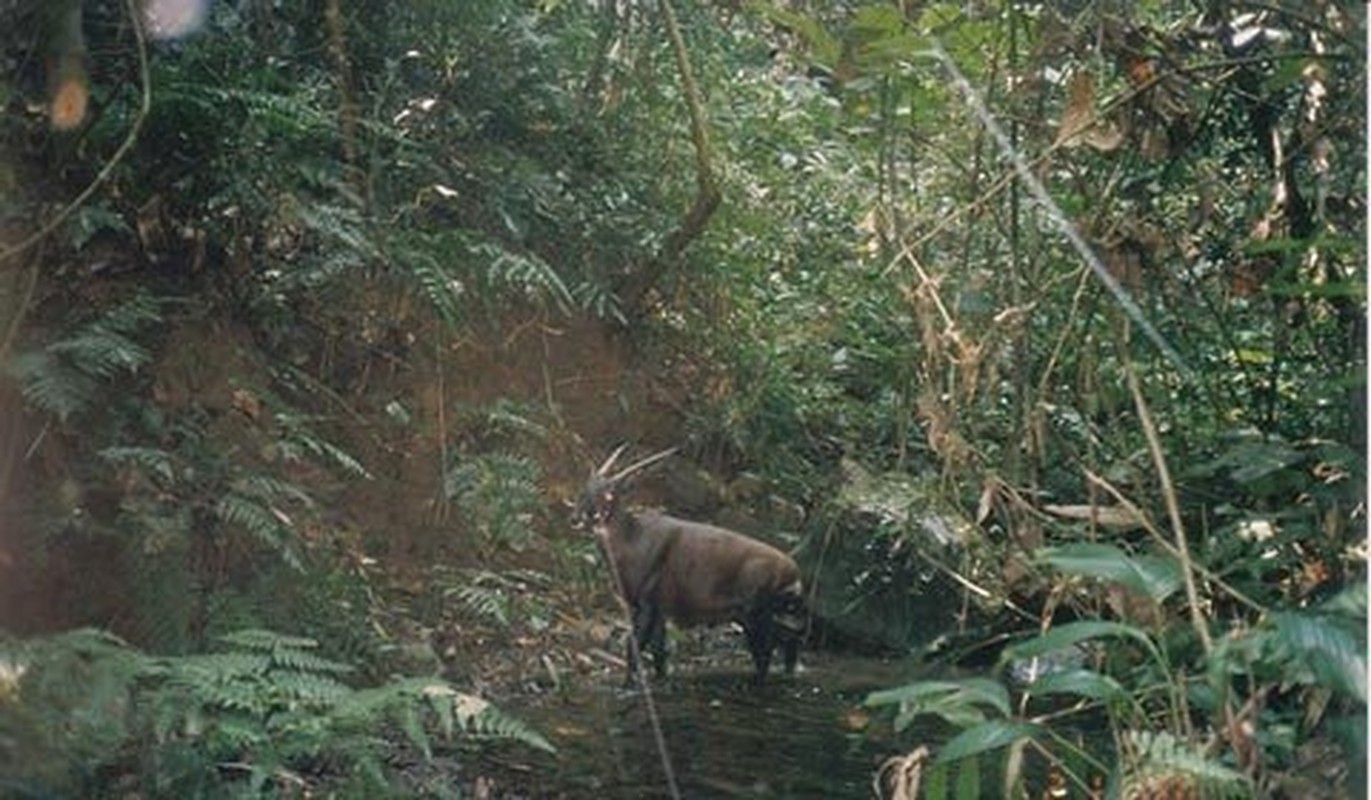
235,474,316,508
269,647,353,677
171,651,273,678
296,202,382,265
48,330,151,378
90,293,163,334
187,86,336,139
460,398,552,443
460,698,555,753
446,583,510,627
219,628,319,653
1121,731,1251,800
444,454,543,550
502,567,551,588
572,279,626,323
392,240,465,326
214,492,302,570
272,671,351,706
274,411,374,479
8,628,554,795
99,446,177,485
8,352,96,419
470,240,572,312
6,294,162,420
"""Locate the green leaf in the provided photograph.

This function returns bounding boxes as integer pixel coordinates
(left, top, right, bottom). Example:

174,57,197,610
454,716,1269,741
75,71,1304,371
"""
1024,668,1128,704
1267,611,1367,703
925,760,948,800
1036,543,1182,602
866,678,1010,731
1004,621,1163,671
936,720,1041,763
866,677,1010,717
954,753,980,799
1320,582,1367,618
397,701,431,759
752,6,842,66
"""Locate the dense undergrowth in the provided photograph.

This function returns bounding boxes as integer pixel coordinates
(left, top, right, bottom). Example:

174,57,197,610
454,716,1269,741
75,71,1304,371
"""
0,1,1364,797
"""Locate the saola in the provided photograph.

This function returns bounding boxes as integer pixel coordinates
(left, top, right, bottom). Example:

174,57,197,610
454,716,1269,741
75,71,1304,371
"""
573,446,804,685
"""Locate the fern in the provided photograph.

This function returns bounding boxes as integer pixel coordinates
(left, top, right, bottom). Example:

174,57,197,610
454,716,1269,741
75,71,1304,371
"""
572,278,627,323
1120,730,1251,800
234,474,317,509
0,630,149,795
388,228,576,324
444,453,543,551
215,490,302,571
295,201,383,266
131,627,554,793
390,234,465,325
168,85,337,140
439,567,552,631
448,690,555,753
7,350,99,420
1262,605,1368,703
470,240,573,312
332,679,556,755
7,294,162,420
454,398,553,447
99,445,178,485
448,582,511,627
218,628,324,654
275,412,373,480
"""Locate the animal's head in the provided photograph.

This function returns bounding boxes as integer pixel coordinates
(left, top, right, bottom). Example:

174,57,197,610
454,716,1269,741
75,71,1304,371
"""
571,444,677,532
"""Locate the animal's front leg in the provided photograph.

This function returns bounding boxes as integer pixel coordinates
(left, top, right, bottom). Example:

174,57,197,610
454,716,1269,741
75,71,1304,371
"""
631,601,668,679
780,630,799,675
624,602,648,685
627,601,666,684
743,606,776,685
645,606,668,678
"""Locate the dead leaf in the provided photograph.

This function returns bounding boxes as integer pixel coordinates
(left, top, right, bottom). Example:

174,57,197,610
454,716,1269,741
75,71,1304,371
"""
1043,503,1146,530
841,707,870,731
230,388,261,420
1055,72,1124,151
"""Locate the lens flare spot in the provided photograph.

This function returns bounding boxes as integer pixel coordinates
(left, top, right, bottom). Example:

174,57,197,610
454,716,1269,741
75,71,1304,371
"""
141,0,209,40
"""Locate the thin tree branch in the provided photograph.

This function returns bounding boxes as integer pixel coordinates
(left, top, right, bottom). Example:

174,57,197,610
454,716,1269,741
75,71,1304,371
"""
0,0,151,270
1123,363,1211,653
658,0,720,260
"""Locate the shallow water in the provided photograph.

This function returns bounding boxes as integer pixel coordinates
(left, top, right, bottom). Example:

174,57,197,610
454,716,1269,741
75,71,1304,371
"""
479,649,919,799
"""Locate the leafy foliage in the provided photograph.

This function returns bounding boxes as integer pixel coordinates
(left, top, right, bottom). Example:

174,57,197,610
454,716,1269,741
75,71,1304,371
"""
0,628,551,797
7,294,162,421
1119,730,1252,800
0,630,147,797
439,567,554,631
868,575,1367,796
0,0,1363,796
444,453,544,552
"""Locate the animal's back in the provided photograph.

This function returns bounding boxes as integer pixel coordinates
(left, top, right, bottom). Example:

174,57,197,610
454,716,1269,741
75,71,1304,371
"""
637,510,801,627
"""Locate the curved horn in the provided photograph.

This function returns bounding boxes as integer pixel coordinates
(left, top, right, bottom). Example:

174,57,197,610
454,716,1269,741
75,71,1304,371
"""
595,443,631,477
608,446,679,484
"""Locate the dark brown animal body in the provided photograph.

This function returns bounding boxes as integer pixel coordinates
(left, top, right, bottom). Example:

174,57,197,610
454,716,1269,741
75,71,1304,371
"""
575,447,804,685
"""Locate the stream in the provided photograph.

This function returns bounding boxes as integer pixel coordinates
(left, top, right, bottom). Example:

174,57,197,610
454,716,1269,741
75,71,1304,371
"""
475,646,921,799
